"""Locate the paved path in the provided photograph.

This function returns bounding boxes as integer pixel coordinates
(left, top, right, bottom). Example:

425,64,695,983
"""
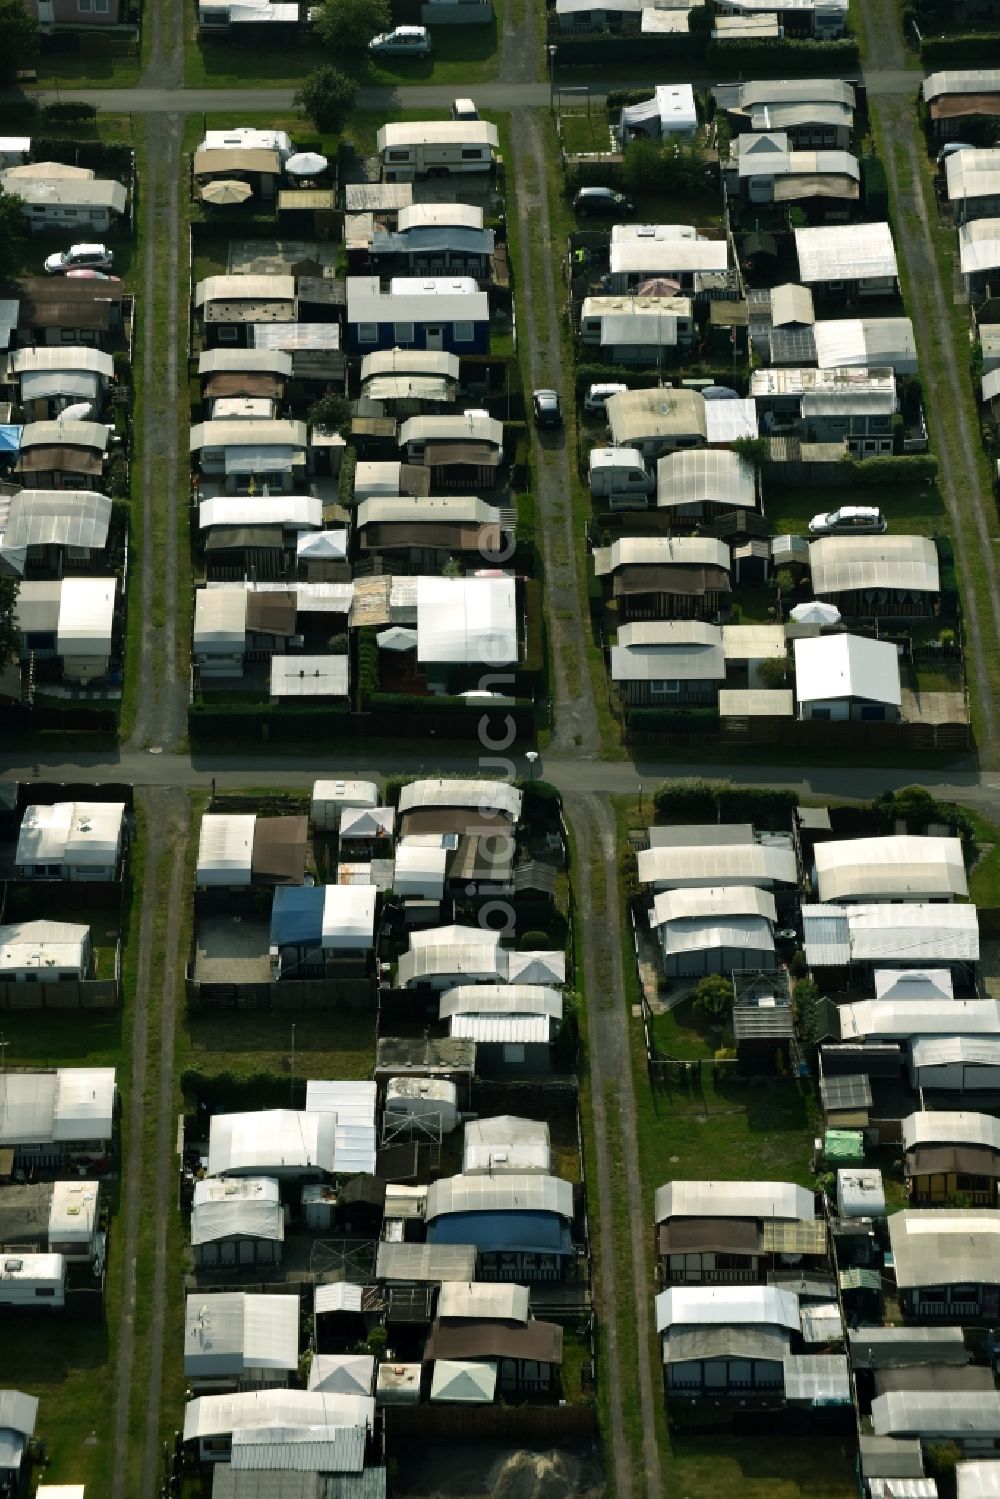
4,68,921,116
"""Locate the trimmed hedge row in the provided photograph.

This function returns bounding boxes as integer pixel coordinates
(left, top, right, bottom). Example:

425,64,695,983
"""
844,453,939,484
552,31,859,70
653,779,798,829
921,30,1000,63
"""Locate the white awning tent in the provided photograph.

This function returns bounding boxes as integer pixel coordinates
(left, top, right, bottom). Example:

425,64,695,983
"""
321,885,377,950
814,835,968,903
193,587,249,655
56,577,115,657
415,576,518,665
429,1360,497,1404
394,840,448,898
190,1177,284,1247
196,813,255,886
793,633,902,707
184,1292,300,1377
207,1109,337,1177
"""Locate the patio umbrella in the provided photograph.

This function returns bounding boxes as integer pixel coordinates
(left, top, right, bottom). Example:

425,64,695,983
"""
286,151,329,179
635,277,681,297
376,626,418,652
57,401,94,423
790,600,841,626
200,179,252,206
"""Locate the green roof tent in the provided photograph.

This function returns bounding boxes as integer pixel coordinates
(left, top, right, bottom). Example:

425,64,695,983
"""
825,1128,865,1164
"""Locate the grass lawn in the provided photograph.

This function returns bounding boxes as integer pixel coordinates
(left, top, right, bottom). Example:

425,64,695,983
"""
767,480,948,536
180,1007,376,1081
4,1322,115,1491
184,15,500,88
0,1007,123,1067
664,1431,858,1499
966,809,1000,905
648,1000,721,1061
0,887,126,982
30,48,140,88
560,109,615,156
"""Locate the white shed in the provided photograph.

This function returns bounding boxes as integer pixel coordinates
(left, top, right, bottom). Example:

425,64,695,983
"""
196,814,256,887
310,780,379,831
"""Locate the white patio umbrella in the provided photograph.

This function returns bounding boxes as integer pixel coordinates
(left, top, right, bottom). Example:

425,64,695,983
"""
376,626,419,651
286,152,329,178
200,178,252,206
790,600,841,626
57,402,95,423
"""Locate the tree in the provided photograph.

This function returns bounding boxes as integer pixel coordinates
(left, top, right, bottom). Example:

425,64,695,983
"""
620,139,664,197
294,67,360,134
307,390,351,435
692,973,732,1020
756,654,791,690
0,195,27,282
0,574,21,663
313,0,390,53
0,0,38,84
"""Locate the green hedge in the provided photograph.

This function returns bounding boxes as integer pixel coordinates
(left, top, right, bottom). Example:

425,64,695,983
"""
861,155,889,218
707,36,859,69
922,31,1000,63
653,779,797,828
625,707,721,733
555,31,857,70
181,1068,304,1109
188,702,350,745
843,453,939,484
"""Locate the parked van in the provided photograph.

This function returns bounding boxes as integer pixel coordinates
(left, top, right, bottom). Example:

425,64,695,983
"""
589,446,655,506
584,382,628,413
452,98,479,121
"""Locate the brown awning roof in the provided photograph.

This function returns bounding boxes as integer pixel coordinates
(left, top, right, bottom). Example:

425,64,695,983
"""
904,1144,1000,1180
204,372,284,400
251,816,308,885
16,447,102,475
612,565,732,599
930,94,1000,120
658,1217,761,1256
361,522,501,553
19,275,123,306
875,1364,997,1395
19,301,112,332
193,147,281,176
424,1318,563,1364
400,808,514,839
204,526,283,551
246,590,297,636
399,463,431,496
423,441,500,469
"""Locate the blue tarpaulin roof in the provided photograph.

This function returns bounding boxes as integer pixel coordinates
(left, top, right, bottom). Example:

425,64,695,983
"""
0,426,23,453
427,1210,572,1256
270,883,324,947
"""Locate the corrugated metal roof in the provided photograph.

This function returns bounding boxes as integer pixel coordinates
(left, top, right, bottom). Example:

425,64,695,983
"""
207,1109,336,1176
439,985,563,1019
191,1177,284,1246
902,1110,1000,1152
873,1389,1000,1438
655,1180,814,1223
229,1424,366,1473
377,120,498,151
655,1284,800,1332
437,1282,530,1323
923,68,1000,99
841,998,1000,1041
426,1174,572,1220
656,447,756,508
375,1242,476,1283
661,1325,789,1365
956,1461,1000,1498
652,885,776,926
795,221,896,281
947,147,1000,200
783,1354,851,1402
814,835,967,903
315,1282,364,1315
912,1035,1000,1067
449,1014,552,1043
890,1209,1000,1291
638,842,797,889
183,1390,372,1442
659,915,775,957
809,534,939,597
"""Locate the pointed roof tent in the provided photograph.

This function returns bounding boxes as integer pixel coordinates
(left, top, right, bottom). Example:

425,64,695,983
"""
429,1359,497,1404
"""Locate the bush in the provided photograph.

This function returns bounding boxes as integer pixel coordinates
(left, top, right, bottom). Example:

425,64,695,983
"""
922,31,1000,64
652,779,718,823
308,391,350,436
755,654,791,690
313,0,390,52
294,66,360,133
41,101,97,124
693,973,733,1019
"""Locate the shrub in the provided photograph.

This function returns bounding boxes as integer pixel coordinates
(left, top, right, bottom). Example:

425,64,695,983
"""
692,973,733,1019
313,0,391,52
294,66,360,133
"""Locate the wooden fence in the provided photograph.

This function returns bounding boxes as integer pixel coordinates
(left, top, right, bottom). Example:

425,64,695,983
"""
383,1401,598,1443
0,978,117,1011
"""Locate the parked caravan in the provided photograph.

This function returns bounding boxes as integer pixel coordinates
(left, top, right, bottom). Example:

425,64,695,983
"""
0,1253,67,1310
589,447,655,506
377,121,499,180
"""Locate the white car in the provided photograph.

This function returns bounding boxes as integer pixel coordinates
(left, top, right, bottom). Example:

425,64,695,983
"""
44,243,114,275
368,25,431,57
809,505,887,536
584,382,627,413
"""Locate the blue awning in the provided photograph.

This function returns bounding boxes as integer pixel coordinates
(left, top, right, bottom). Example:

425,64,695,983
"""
0,425,23,453
270,883,324,947
427,1210,572,1256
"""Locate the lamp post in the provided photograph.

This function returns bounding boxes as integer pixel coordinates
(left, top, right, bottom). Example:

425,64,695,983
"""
525,750,539,782
548,45,558,111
